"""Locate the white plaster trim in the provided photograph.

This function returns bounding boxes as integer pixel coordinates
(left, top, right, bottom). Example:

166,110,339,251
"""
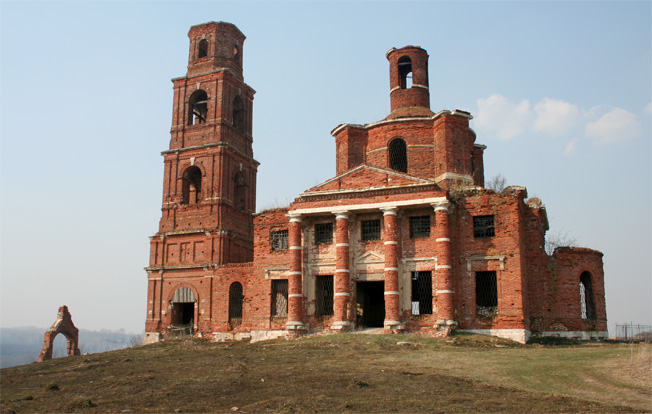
436,265,452,270
381,207,398,216
384,241,398,245
466,255,506,271
288,271,302,275
435,172,474,183
458,328,531,344
336,269,350,273
436,238,450,242
289,246,302,250
334,292,351,297
384,291,400,295
330,109,472,136
385,267,399,271
334,212,350,220
412,84,429,90
401,256,435,263
436,290,454,294
288,294,303,298
290,196,447,216
287,215,302,223
336,243,349,247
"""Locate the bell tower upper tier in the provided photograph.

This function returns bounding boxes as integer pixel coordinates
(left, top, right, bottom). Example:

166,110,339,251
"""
386,46,430,113
187,21,245,80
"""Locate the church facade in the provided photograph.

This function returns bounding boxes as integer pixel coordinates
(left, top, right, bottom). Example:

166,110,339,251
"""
144,22,607,344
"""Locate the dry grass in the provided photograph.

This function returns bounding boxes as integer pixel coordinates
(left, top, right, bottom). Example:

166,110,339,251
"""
1,334,650,413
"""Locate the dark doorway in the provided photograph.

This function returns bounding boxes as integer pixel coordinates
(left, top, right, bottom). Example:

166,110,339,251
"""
172,302,194,325
356,281,385,328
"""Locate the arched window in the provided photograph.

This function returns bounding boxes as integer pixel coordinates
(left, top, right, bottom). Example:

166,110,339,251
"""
233,44,240,64
389,138,408,173
234,171,246,212
398,56,413,89
579,272,596,320
232,96,245,131
197,39,208,58
181,166,202,205
229,282,244,325
188,90,208,125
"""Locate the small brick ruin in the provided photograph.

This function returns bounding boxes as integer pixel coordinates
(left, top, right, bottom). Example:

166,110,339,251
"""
38,306,81,362
144,22,607,344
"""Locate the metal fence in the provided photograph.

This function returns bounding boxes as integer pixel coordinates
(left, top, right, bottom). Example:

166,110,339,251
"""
613,323,652,342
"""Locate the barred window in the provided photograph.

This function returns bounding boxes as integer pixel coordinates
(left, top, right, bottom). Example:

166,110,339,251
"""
361,219,381,242
476,271,497,316
409,216,431,238
315,222,334,245
315,275,334,317
229,282,244,325
411,271,433,315
271,230,288,251
271,280,288,318
389,138,408,173
473,215,495,238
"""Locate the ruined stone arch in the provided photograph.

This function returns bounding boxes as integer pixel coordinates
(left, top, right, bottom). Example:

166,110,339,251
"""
38,306,81,362
579,271,596,320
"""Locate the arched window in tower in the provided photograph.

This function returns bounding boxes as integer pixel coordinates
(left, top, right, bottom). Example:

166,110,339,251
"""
398,56,413,89
188,90,208,125
229,282,244,326
234,171,247,212
181,166,202,205
233,44,240,64
232,96,245,131
389,138,408,173
197,39,208,58
579,272,596,320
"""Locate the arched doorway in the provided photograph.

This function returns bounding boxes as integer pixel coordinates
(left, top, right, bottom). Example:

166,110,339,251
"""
170,287,196,335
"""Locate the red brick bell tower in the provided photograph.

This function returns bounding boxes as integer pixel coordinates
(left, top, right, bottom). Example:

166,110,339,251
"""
145,22,258,339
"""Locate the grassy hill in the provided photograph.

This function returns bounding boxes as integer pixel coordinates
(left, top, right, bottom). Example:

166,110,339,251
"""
1,333,650,413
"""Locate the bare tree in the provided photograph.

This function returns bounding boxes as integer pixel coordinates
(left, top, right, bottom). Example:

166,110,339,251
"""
545,230,577,255
486,174,507,193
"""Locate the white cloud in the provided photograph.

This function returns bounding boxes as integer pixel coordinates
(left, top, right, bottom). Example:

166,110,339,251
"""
475,94,532,140
645,102,652,116
564,137,579,156
533,98,579,136
585,107,640,144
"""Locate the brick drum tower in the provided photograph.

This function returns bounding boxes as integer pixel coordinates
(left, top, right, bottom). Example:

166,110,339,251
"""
145,22,607,344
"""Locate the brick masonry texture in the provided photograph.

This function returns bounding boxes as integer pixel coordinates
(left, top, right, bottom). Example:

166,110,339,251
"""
144,22,607,344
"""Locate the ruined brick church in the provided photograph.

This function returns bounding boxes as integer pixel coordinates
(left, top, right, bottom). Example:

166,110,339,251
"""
144,22,607,344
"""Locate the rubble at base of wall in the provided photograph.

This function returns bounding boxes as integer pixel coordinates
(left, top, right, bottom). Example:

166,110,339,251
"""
538,331,608,341
458,329,531,344
143,332,161,345
212,330,288,343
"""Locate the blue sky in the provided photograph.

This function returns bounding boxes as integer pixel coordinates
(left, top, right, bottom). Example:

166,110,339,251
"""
1,1,650,334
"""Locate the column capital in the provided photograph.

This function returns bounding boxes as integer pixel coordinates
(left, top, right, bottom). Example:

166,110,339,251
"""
333,211,350,220
380,206,398,216
286,212,303,223
432,200,452,213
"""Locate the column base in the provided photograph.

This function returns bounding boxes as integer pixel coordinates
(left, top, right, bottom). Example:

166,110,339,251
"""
384,320,404,331
331,321,351,331
434,320,457,336
286,321,307,331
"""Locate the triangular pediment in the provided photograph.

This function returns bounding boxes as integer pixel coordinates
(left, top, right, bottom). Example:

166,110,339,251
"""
354,251,385,265
305,165,432,193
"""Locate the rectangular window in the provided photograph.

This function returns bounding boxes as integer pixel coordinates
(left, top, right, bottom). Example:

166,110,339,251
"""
315,275,334,317
315,222,334,245
361,219,381,242
271,280,288,318
271,230,288,251
473,215,495,238
409,216,431,238
411,271,433,315
476,271,498,316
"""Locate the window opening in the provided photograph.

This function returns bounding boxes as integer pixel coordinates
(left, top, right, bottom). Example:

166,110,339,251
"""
181,166,202,205
188,90,208,125
228,282,244,325
580,272,596,320
473,215,495,238
388,138,408,173
234,171,246,212
232,96,245,131
271,280,288,318
170,287,195,335
271,230,288,251
411,271,433,315
198,39,208,58
315,275,334,317
409,216,431,238
361,219,381,242
233,44,240,64
315,222,334,245
398,56,413,89
476,271,497,316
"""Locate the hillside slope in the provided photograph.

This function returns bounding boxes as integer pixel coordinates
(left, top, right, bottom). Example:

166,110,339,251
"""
1,334,650,413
